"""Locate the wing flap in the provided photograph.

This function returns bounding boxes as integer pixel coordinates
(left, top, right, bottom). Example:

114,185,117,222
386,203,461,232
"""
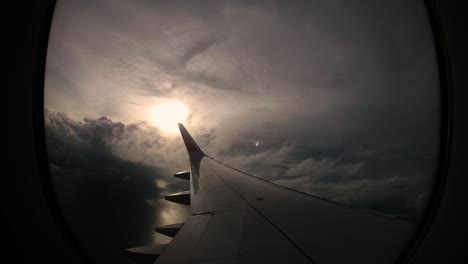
174,171,191,180
123,244,167,264
165,190,191,205
155,223,184,238
155,214,211,264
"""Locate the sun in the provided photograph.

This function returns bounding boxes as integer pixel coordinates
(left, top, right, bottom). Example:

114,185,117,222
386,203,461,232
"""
150,101,188,133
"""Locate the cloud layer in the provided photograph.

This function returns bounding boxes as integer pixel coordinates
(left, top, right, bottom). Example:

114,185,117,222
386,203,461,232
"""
46,107,437,220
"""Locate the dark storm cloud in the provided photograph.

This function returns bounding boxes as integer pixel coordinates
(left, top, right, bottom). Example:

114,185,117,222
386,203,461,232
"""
44,109,191,264
44,108,191,179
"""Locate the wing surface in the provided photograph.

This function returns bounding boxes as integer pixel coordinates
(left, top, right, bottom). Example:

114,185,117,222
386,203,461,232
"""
153,124,415,264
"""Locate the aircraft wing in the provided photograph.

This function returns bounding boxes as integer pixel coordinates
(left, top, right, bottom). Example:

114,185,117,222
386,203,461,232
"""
126,124,415,264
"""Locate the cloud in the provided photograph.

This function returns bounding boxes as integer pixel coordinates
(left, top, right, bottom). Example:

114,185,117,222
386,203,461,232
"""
284,157,366,182
180,34,227,67
45,0,440,159
45,0,439,222
272,152,433,219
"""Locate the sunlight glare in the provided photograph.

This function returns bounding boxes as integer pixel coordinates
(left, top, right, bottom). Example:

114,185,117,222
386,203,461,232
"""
150,101,188,133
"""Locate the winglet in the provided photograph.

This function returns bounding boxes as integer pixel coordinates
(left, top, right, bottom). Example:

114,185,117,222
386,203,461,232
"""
178,123,205,158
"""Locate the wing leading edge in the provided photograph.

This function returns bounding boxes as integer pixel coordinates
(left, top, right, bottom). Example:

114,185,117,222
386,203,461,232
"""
141,124,415,264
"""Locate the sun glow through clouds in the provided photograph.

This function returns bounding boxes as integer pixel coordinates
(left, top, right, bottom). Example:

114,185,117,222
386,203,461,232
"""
150,101,188,133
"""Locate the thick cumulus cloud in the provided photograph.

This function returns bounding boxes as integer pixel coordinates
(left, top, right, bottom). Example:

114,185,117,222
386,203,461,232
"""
45,108,190,172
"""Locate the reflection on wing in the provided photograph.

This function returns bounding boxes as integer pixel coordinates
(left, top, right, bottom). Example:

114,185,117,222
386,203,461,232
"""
126,124,415,264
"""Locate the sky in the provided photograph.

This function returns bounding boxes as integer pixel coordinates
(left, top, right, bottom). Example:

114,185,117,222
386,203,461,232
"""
44,1,440,263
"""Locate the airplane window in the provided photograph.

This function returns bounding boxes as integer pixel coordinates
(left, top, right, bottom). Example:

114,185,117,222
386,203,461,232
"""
44,1,440,263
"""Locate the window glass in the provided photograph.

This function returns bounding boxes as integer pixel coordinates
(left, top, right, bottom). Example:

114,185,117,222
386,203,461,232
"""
44,1,440,263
